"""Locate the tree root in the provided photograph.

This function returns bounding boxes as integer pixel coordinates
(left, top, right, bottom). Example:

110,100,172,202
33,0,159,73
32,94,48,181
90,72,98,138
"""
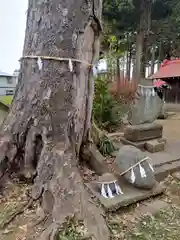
0,138,109,240
91,121,117,156
30,143,109,240
0,135,17,179
81,143,108,175
0,127,111,240
0,125,111,240
107,132,124,138
0,199,33,229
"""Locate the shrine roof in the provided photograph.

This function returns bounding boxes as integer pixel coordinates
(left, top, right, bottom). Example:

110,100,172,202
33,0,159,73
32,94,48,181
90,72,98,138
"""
149,59,180,79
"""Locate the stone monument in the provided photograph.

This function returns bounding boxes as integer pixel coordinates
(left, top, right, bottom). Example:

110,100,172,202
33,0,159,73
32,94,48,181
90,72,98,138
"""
121,84,166,152
115,145,156,189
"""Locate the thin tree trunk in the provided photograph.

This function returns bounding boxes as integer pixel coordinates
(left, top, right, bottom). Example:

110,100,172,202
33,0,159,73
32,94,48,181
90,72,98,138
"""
126,52,129,80
133,0,145,82
117,57,120,80
158,43,162,69
141,0,152,80
140,36,146,79
126,49,131,81
134,30,144,82
151,45,156,75
132,55,136,80
134,0,152,82
0,0,109,239
126,33,131,80
128,44,132,80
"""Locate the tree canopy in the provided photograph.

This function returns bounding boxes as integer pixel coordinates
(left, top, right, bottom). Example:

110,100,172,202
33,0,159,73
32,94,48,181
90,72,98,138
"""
102,0,180,78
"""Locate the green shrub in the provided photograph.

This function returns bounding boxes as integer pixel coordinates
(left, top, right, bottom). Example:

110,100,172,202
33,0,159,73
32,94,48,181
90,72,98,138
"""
93,75,128,131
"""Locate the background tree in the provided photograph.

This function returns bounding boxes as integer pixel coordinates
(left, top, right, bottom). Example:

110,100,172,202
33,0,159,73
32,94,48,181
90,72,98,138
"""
102,0,180,80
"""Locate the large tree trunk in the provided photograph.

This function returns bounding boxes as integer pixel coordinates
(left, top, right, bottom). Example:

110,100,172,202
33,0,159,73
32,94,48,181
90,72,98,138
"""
0,0,109,239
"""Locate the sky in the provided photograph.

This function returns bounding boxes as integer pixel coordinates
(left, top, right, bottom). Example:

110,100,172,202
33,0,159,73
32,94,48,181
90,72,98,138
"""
0,1,156,77
0,0,28,74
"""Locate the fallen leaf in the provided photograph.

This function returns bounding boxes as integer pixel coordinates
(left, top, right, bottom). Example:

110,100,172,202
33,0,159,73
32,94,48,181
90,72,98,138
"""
19,224,27,232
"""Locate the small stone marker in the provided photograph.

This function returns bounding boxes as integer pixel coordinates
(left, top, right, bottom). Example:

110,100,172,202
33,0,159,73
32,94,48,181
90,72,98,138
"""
115,145,156,189
145,139,165,153
122,84,166,152
128,85,163,125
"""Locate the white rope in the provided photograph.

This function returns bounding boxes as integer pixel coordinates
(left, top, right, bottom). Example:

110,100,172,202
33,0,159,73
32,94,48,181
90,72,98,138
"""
99,156,152,198
20,55,93,68
119,156,150,177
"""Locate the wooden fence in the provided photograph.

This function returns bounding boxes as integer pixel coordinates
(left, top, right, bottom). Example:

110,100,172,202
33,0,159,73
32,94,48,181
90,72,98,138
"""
164,88,180,103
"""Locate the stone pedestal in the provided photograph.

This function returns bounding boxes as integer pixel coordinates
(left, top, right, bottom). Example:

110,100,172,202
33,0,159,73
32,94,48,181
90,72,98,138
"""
145,139,166,153
121,123,166,153
86,180,164,212
124,123,163,142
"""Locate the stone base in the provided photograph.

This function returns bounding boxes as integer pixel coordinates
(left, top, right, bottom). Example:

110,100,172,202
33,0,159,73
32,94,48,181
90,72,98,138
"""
121,137,147,151
86,180,164,212
124,123,163,142
145,139,166,153
158,112,168,119
121,137,166,152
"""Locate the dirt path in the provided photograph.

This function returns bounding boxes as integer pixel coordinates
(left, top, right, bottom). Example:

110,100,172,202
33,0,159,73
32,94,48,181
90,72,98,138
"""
0,180,44,240
156,113,180,140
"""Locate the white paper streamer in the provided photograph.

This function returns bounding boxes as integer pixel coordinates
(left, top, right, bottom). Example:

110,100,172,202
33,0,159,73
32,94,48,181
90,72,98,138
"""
148,162,154,172
68,59,73,72
130,168,136,183
101,184,108,198
107,184,114,198
139,164,147,178
37,57,42,70
115,183,123,195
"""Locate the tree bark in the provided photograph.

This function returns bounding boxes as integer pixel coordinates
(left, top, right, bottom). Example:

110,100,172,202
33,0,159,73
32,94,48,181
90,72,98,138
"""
151,45,156,75
116,57,121,94
158,43,162,69
126,42,132,81
140,37,146,79
134,30,144,82
134,0,152,82
0,0,109,239
143,0,152,78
